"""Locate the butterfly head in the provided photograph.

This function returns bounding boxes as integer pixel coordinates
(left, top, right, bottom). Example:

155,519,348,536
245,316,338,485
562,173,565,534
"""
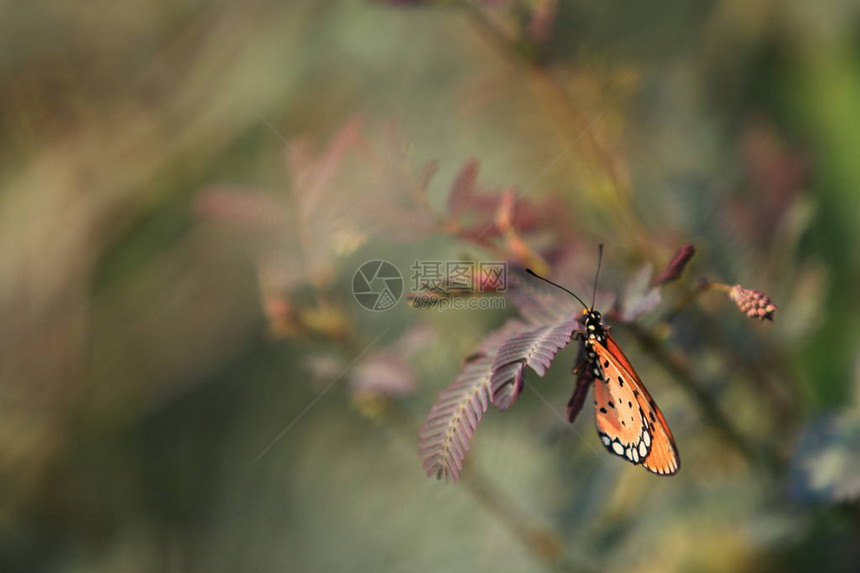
580,309,606,342
581,308,602,326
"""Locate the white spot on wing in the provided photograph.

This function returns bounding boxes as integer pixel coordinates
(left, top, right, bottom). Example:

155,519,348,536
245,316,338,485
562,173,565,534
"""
612,441,624,456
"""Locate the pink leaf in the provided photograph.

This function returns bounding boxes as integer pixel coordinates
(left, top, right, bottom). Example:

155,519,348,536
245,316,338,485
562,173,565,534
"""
194,187,288,229
447,159,479,218
653,244,696,286
526,0,558,46
286,116,365,214
416,160,440,200
617,264,662,322
350,353,416,398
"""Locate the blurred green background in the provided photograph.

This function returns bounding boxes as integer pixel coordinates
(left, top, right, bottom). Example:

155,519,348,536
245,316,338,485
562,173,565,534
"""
1,1,859,572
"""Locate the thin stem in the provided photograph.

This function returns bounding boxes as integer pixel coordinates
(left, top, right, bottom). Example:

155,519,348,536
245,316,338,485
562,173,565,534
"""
708,282,733,293
460,469,569,570
661,279,712,323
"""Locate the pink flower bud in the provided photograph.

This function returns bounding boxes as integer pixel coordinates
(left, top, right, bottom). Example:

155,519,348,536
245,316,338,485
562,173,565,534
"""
729,284,778,321
653,244,696,285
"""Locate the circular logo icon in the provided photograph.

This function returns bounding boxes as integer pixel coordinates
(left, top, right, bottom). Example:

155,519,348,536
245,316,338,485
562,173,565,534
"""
352,260,403,311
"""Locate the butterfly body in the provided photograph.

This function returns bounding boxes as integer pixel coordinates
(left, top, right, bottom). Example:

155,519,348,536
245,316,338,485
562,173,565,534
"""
525,255,680,476
578,309,680,476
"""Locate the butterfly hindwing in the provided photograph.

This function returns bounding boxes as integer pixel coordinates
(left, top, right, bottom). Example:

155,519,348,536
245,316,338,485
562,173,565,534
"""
591,358,653,465
592,336,680,475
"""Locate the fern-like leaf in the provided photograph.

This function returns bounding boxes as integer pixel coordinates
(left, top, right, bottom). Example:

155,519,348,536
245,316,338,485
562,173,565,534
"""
419,320,529,482
489,361,526,410
489,317,579,410
419,357,492,482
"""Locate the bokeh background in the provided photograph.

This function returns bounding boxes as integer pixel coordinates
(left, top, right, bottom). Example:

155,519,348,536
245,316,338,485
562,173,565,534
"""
2,1,860,571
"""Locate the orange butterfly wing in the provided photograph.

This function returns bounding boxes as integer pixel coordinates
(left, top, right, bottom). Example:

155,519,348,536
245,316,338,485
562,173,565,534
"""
591,336,680,476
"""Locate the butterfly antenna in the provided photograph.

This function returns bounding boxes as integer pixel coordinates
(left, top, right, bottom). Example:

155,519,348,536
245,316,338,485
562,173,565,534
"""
591,243,604,309
525,268,588,310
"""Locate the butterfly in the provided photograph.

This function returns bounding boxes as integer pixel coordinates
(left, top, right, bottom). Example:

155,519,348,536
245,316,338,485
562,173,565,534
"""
526,246,680,475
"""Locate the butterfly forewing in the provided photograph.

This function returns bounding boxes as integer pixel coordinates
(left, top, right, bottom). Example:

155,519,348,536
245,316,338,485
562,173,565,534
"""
592,337,680,475
592,374,649,460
